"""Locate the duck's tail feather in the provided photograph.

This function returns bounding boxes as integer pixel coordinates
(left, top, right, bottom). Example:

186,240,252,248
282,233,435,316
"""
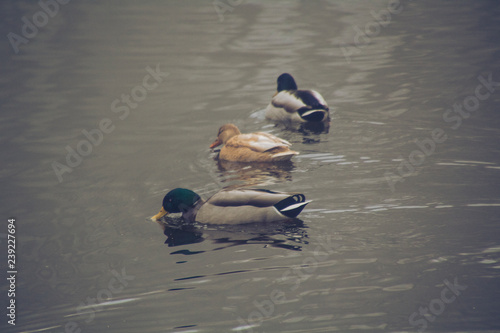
274,194,311,218
271,151,299,162
299,109,329,122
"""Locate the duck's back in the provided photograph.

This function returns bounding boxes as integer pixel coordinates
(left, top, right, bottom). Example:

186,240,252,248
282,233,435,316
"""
195,189,293,224
266,89,329,122
220,133,297,162
196,204,283,224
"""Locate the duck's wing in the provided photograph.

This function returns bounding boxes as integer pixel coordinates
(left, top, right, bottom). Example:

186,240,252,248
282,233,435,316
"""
207,188,292,207
295,90,328,110
271,91,307,114
254,132,292,146
272,90,328,114
228,133,292,153
197,188,311,224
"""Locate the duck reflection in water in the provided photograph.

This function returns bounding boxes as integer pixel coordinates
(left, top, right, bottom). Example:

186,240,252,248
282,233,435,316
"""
274,120,330,136
156,219,204,247
216,159,294,185
154,217,308,251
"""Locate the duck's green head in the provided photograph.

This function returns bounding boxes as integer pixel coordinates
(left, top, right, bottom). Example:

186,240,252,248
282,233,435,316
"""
151,188,201,221
277,73,298,92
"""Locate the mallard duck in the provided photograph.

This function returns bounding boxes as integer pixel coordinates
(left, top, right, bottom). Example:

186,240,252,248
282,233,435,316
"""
266,73,330,123
209,123,298,162
151,187,311,224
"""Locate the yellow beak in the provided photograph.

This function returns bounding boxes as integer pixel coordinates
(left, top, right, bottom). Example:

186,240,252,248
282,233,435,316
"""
151,207,169,221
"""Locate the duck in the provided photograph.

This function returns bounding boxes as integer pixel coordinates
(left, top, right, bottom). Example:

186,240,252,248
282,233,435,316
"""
266,73,330,123
151,187,311,225
209,123,298,162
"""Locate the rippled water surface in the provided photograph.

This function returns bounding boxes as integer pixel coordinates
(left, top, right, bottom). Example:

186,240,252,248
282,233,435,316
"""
1,1,500,332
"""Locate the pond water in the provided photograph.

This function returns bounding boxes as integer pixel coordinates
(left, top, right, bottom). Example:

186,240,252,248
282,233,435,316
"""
1,1,500,332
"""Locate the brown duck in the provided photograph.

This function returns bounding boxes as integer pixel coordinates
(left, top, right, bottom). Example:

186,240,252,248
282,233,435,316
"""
209,124,298,162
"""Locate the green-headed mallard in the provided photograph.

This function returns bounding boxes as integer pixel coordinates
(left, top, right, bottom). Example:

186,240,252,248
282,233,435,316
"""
266,73,330,123
151,187,311,224
209,123,298,162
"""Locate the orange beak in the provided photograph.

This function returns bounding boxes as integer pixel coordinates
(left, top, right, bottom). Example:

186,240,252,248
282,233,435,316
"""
151,207,169,221
210,138,222,149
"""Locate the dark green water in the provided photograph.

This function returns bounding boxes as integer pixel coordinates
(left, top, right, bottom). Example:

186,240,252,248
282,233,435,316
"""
1,1,500,332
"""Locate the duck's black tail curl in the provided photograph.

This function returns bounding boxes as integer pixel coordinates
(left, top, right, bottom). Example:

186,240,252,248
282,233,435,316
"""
298,108,329,122
275,194,310,218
